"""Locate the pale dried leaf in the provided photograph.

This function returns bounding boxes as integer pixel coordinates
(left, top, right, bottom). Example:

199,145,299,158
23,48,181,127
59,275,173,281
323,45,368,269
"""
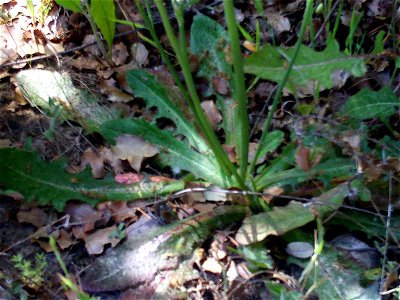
112,134,159,172
262,186,284,203
131,42,148,68
83,225,122,255
342,131,361,150
202,257,222,274
265,12,291,34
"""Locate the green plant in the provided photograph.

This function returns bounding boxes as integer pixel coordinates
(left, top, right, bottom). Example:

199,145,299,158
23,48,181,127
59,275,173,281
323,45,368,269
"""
11,252,47,289
1,1,400,297
49,236,97,300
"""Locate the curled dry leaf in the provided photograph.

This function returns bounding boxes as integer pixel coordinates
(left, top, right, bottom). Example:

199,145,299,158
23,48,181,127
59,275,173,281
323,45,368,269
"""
112,134,159,172
83,225,122,255
201,100,222,130
66,56,103,71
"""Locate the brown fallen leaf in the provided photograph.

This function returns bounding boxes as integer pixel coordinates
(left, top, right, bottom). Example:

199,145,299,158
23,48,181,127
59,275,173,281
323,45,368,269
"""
80,148,106,179
65,203,104,233
112,42,129,66
83,225,122,255
295,146,311,172
57,229,74,250
112,134,159,172
201,100,222,130
17,207,48,228
211,76,229,95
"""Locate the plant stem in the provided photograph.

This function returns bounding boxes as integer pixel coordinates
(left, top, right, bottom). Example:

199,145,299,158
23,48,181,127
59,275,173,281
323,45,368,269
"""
134,0,195,113
223,0,250,180
154,0,245,189
249,0,314,178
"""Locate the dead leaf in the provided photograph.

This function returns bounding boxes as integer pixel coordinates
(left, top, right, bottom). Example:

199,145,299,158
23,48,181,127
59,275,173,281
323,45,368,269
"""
248,142,266,164
262,186,284,203
223,144,236,163
80,148,106,178
0,139,11,148
57,229,74,249
83,225,122,255
202,257,222,274
112,134,159,172
201,100,222,130
265,12,291,34
211,76,229,95
99,77,133,102
226,261,238,282
66,56,103,71
130,42,148,68
101,201,138,223
82,34,101,56
296,146,311,171
17,207,48,228
65,203,104,233
112,42,129,66
342,131,361,150
100,146,124,174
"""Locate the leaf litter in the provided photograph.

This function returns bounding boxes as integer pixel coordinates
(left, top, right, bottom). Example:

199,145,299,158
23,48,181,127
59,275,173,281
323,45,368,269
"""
0,0,399,299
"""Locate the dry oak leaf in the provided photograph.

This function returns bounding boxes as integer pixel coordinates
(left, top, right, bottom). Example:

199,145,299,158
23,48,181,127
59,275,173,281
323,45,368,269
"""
83,225,122,255
112,134,159,172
